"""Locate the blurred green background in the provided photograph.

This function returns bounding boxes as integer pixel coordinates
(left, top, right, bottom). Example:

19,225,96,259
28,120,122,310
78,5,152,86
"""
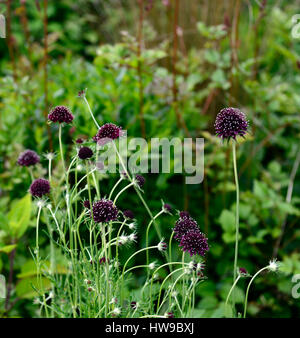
0,0,300,317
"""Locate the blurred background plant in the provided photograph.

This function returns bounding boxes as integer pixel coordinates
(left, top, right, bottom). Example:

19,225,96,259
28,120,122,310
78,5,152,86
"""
0,0,300,317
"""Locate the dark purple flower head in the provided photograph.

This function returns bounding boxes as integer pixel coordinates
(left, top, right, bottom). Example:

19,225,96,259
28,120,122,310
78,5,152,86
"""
48,106,74,124
78,146,93,160
173,215,199,241
163,203,172,213
92,199,118,223
83,200,90,209
215,107,248,141
76,138,84,144
179,231,209,257
123,209,134,220
179,211,190,218
17,149,40,167
135,174,145,188
239,267,249,277
30,178,50,198
93,123,123,145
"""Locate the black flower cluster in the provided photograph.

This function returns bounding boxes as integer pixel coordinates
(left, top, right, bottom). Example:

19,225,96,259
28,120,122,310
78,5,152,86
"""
215,107,248,141
173,213,198,241
78,146,93,160
48,106,74,124
17,150,40,167
179,231,209,257
135,174,145,188
173,212,209,257
29,178,50,197
92,199,119,223
93,123,123,145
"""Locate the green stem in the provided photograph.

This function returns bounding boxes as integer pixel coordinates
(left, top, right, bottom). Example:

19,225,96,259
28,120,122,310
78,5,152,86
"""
243,267,268,318
225,275,240,317
232,141,240,313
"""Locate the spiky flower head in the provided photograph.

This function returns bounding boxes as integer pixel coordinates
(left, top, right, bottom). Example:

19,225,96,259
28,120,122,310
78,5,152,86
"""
268,259,279,272
30,178,50,198
215,107,248,141
48,106,74,124
173,214,199,241
17,150,40,167
123,209,134,220
135,174,145,188
78,146,93,160
179,230,209,257
92,199,118,223
93,123,123,145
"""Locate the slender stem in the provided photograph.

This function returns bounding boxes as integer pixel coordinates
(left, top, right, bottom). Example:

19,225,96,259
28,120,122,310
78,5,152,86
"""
225,275,241,317
146,210,164,267
243,267,268,318
83,96,100,129
232,141,240,313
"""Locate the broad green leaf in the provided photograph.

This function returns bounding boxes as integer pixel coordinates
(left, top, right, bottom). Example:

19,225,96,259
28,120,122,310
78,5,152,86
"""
0,244,17,254
7,194,32,239
16,277,51,299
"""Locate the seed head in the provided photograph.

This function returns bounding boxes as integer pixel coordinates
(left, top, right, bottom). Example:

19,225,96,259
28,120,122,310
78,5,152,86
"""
48,106,74,124
268,259,279,272
179,231,209,257
215,107,248,141
93,123,123,145
78,146,93,160
163,203,172,213
92,199,118,223
30,178,50,198
17,150,40,167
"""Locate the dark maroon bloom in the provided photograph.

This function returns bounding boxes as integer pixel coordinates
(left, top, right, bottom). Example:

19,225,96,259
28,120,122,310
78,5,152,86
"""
123,209,134,219
83,200,90,209
163,204,172,213
92,199,118,223
179,231,209,257
239,267,248,276
99,257,109,264
135,174,145,188
78,89,86,97
173,215,199,241
215,107,248,141
78,146,93,160
121,171,129,180
17,149,40,167
166,312,174,318
87,287,93,292
76,138,84,144
29,178,50,198
130,301,137,309
93,123,123,145
48,106,73,124
179,211,190,218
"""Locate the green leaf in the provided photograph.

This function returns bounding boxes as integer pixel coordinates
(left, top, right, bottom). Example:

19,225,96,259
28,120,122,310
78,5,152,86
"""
16,277,51,299
218,210,235,233
7,194,32,239
0,244,17,254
